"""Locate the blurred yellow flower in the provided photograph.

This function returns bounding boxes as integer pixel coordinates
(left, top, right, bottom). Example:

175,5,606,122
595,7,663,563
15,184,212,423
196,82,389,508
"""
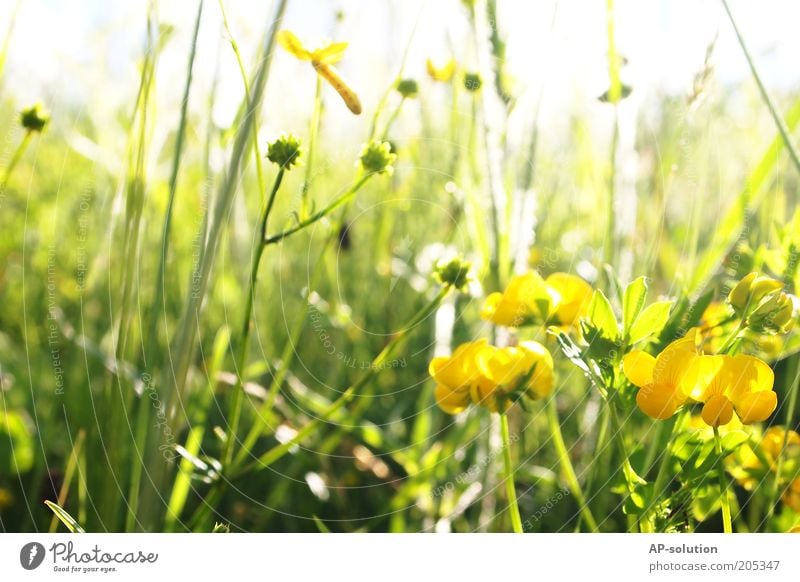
481,272,552,327
728,427,800,512
545,273,593,327
426,58,456,83
429,339,554,414
277,30,362,114
480,271,591,328
622,331,777,426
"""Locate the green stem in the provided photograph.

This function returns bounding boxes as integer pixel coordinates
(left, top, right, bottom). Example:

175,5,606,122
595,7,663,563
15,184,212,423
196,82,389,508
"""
0,130,31,193
766,354,800,527
721,0,800,177
608,400,641,532
222,168,285,467
546,397,598,531
717,319,747,355
301,76,323,219
264,174,372,245
713,425,733,533
499,411,523,533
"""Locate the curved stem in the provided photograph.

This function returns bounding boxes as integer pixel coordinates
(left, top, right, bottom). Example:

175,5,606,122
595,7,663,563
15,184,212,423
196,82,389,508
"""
222,168,285,467
546,397,598,531
264,174,371,245
499,411,523,533
713,425,733,533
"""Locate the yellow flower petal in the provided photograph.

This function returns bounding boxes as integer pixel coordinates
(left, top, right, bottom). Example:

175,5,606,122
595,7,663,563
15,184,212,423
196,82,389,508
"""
277,30,312,60
681,354,725,401
435,384,470,414
312,41,348,65
701,394,734,427
545,273,592,326
735,390,777,424
622,350,656,388
636,383,681,419
518,341,555,399
723,355,774,405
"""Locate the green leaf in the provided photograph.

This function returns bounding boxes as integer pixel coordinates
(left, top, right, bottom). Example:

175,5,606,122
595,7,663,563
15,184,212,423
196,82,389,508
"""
629,301,673,344
45,501,85,533
720,431,749,454
587,289,619,341
623,277,649,335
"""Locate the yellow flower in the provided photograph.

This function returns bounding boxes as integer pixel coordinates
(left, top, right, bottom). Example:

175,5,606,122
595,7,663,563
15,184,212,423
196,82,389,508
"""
277,30,362,115
480,271,591,328
698,301,733,352
728,427,800,503
785,479,800,513
688,354,776,426
480,272,553,327
429,339,489,414
426,58,456,83
545,273,593,327
623,331,778,426
429,339,554,414
622,333,698,420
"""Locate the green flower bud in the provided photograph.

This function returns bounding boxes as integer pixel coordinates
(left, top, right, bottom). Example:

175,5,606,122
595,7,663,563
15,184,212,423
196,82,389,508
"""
749,276,784,305
748,292,796,334
20,103,49,132
433,256,472,291
358,140,396,175
395,78,419,99
267,134,302,170
727,272,756,313
463,72,482,92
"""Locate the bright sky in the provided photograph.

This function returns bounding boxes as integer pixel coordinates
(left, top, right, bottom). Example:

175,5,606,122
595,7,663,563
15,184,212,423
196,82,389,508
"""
2,0,798,143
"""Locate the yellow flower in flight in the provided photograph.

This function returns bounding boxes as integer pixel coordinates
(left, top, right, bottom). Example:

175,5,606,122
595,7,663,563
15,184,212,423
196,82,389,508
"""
426,58,456,83
429,339,554,414
277,30,362,115
622,331,778,426
480,271,591,328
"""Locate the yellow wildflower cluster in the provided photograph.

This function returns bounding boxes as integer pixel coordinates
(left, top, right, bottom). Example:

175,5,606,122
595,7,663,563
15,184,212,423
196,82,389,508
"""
728,427,800,512
622,330,777,427
429,339,554,414
480,271,592,328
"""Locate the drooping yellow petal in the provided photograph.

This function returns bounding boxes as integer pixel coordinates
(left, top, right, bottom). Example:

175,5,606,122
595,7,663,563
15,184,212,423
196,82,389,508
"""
622,350,656,388
313,62,362,115
312,41,348,65
277,30,312,60
480,292,521,326
701,394,734,427
636,383,682,419
518,341,555,399
735,390,777,424
435,383,470,414
428,339,488,389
